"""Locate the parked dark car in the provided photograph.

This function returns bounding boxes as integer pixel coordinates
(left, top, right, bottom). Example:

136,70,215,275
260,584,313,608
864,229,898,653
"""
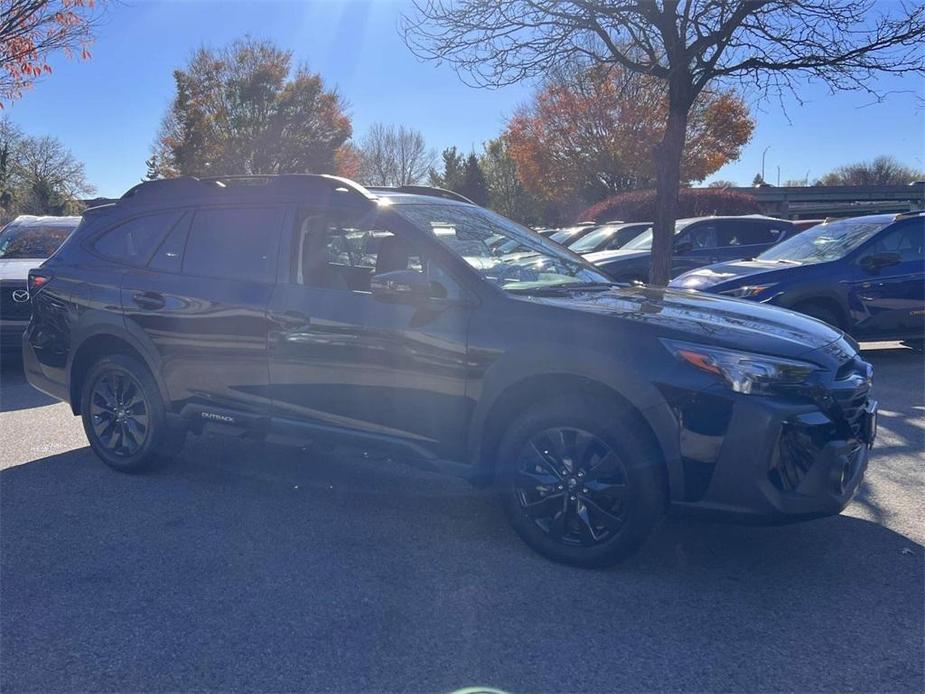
568,222,652,255
0,215,80,353
587,215,796,283
671,212,925,347
548,222,599,246
24,175,877,567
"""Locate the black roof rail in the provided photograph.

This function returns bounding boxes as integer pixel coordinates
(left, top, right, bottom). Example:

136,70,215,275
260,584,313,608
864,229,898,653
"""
366,185,475,205
120,174,377,203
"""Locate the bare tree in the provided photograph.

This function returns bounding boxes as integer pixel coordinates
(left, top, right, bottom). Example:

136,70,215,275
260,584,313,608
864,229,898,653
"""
0,1,103,102
403,1,925,285
816,155,923,186
16,134,94,214
358,123,434,186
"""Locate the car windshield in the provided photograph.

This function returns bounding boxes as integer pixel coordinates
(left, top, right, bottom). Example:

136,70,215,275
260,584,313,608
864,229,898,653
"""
0,222,76,259
569,225,616,252
758,218,890,264
622,220,692,250
571,224,650,253
393,203,612,291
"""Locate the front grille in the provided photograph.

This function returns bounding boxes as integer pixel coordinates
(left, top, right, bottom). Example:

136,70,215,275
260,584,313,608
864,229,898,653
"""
0,281,31,322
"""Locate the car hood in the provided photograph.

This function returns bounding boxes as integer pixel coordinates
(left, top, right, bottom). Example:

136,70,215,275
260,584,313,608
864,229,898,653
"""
0,258,44,281
525,284,849,361
583,249,650,265
670,259,811,291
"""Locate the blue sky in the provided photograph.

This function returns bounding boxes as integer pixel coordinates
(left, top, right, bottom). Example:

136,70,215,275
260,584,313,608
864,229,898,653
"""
6,0,924,198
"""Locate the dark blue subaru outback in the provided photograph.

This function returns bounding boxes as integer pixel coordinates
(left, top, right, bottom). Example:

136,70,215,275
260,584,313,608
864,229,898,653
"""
671,212,925,348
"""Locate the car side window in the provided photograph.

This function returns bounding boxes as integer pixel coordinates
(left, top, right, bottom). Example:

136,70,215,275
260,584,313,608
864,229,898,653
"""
298,208,457,298
864,220,925,262
718,221,782,247
148,213,191,273
182,206,283,283
682,224,717,250
93,211,183,265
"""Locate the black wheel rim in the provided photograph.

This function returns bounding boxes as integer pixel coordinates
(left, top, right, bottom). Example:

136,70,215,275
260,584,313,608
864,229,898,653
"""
89,370,149,457
513,427,628,547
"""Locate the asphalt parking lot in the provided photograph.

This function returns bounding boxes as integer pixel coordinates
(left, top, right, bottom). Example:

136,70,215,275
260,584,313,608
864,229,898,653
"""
1,344,922,693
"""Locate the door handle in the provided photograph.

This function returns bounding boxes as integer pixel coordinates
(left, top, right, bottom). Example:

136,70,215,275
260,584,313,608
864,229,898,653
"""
132,291,165,310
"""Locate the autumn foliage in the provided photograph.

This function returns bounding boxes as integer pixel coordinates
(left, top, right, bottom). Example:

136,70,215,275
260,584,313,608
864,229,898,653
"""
505,65,754,203
152,38,352,178
580,188,761,224
0,0,99,103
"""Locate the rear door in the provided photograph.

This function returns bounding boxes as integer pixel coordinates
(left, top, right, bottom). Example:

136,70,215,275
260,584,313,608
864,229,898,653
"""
849,219,925,339
122,205,286,416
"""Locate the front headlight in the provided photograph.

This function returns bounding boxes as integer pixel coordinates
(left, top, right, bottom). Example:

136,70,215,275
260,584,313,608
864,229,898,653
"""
720,284,775,298
661,339,819,394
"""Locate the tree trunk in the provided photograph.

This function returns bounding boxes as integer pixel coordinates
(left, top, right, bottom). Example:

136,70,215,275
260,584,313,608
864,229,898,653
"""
649,88,690,287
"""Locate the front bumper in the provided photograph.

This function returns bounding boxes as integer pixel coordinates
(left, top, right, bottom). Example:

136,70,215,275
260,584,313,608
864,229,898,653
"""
669,385,873,523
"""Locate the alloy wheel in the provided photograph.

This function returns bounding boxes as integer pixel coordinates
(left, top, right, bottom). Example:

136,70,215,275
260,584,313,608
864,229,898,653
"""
512,427,629,547
89,370,150,457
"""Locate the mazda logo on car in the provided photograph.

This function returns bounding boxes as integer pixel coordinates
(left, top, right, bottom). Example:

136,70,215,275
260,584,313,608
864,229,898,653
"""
11,289,30,303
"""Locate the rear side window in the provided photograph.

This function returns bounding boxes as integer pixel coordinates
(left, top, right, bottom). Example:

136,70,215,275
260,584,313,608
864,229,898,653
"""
148,213,191,273
94,212,183,265
182,206,283,283
717,220,786,247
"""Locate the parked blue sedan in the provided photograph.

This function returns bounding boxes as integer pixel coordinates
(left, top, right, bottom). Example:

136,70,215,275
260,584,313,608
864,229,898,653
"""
670,212,925,347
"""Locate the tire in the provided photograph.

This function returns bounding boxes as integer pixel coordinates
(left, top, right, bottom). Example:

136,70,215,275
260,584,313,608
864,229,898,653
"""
497,394,666,568
80,353,184,473
793,301,842,330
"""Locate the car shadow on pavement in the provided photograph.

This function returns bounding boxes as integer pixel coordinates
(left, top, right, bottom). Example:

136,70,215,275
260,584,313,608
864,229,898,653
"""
2,433,923,693
0,356,56,412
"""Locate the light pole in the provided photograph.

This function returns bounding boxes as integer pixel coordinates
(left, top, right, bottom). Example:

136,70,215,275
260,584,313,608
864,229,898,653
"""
761,145,771,182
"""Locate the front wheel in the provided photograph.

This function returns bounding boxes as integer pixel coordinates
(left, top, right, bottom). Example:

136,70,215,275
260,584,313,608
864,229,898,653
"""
80,354,184,472
497,395,666,568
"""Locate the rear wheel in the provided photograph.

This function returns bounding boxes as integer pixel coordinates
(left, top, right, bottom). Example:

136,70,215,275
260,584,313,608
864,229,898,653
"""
497,395,666,568
80,354,184,472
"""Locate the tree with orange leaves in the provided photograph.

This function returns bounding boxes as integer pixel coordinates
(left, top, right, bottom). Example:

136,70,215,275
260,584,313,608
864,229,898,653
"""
0,0,102,103
506,64,753,205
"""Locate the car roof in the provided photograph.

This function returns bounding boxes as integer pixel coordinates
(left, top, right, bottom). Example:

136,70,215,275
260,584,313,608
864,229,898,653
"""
106,175,476,215
5,215,82,227
820,212,922,225
677,214,790,223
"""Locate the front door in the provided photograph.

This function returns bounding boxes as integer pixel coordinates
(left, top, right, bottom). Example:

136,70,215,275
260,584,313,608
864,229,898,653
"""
849,219,925,339
268,206,472,461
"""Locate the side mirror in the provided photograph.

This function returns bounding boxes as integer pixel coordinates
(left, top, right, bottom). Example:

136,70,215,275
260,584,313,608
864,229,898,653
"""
674,239,693,254
371,270,435,303
860,252,901,273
